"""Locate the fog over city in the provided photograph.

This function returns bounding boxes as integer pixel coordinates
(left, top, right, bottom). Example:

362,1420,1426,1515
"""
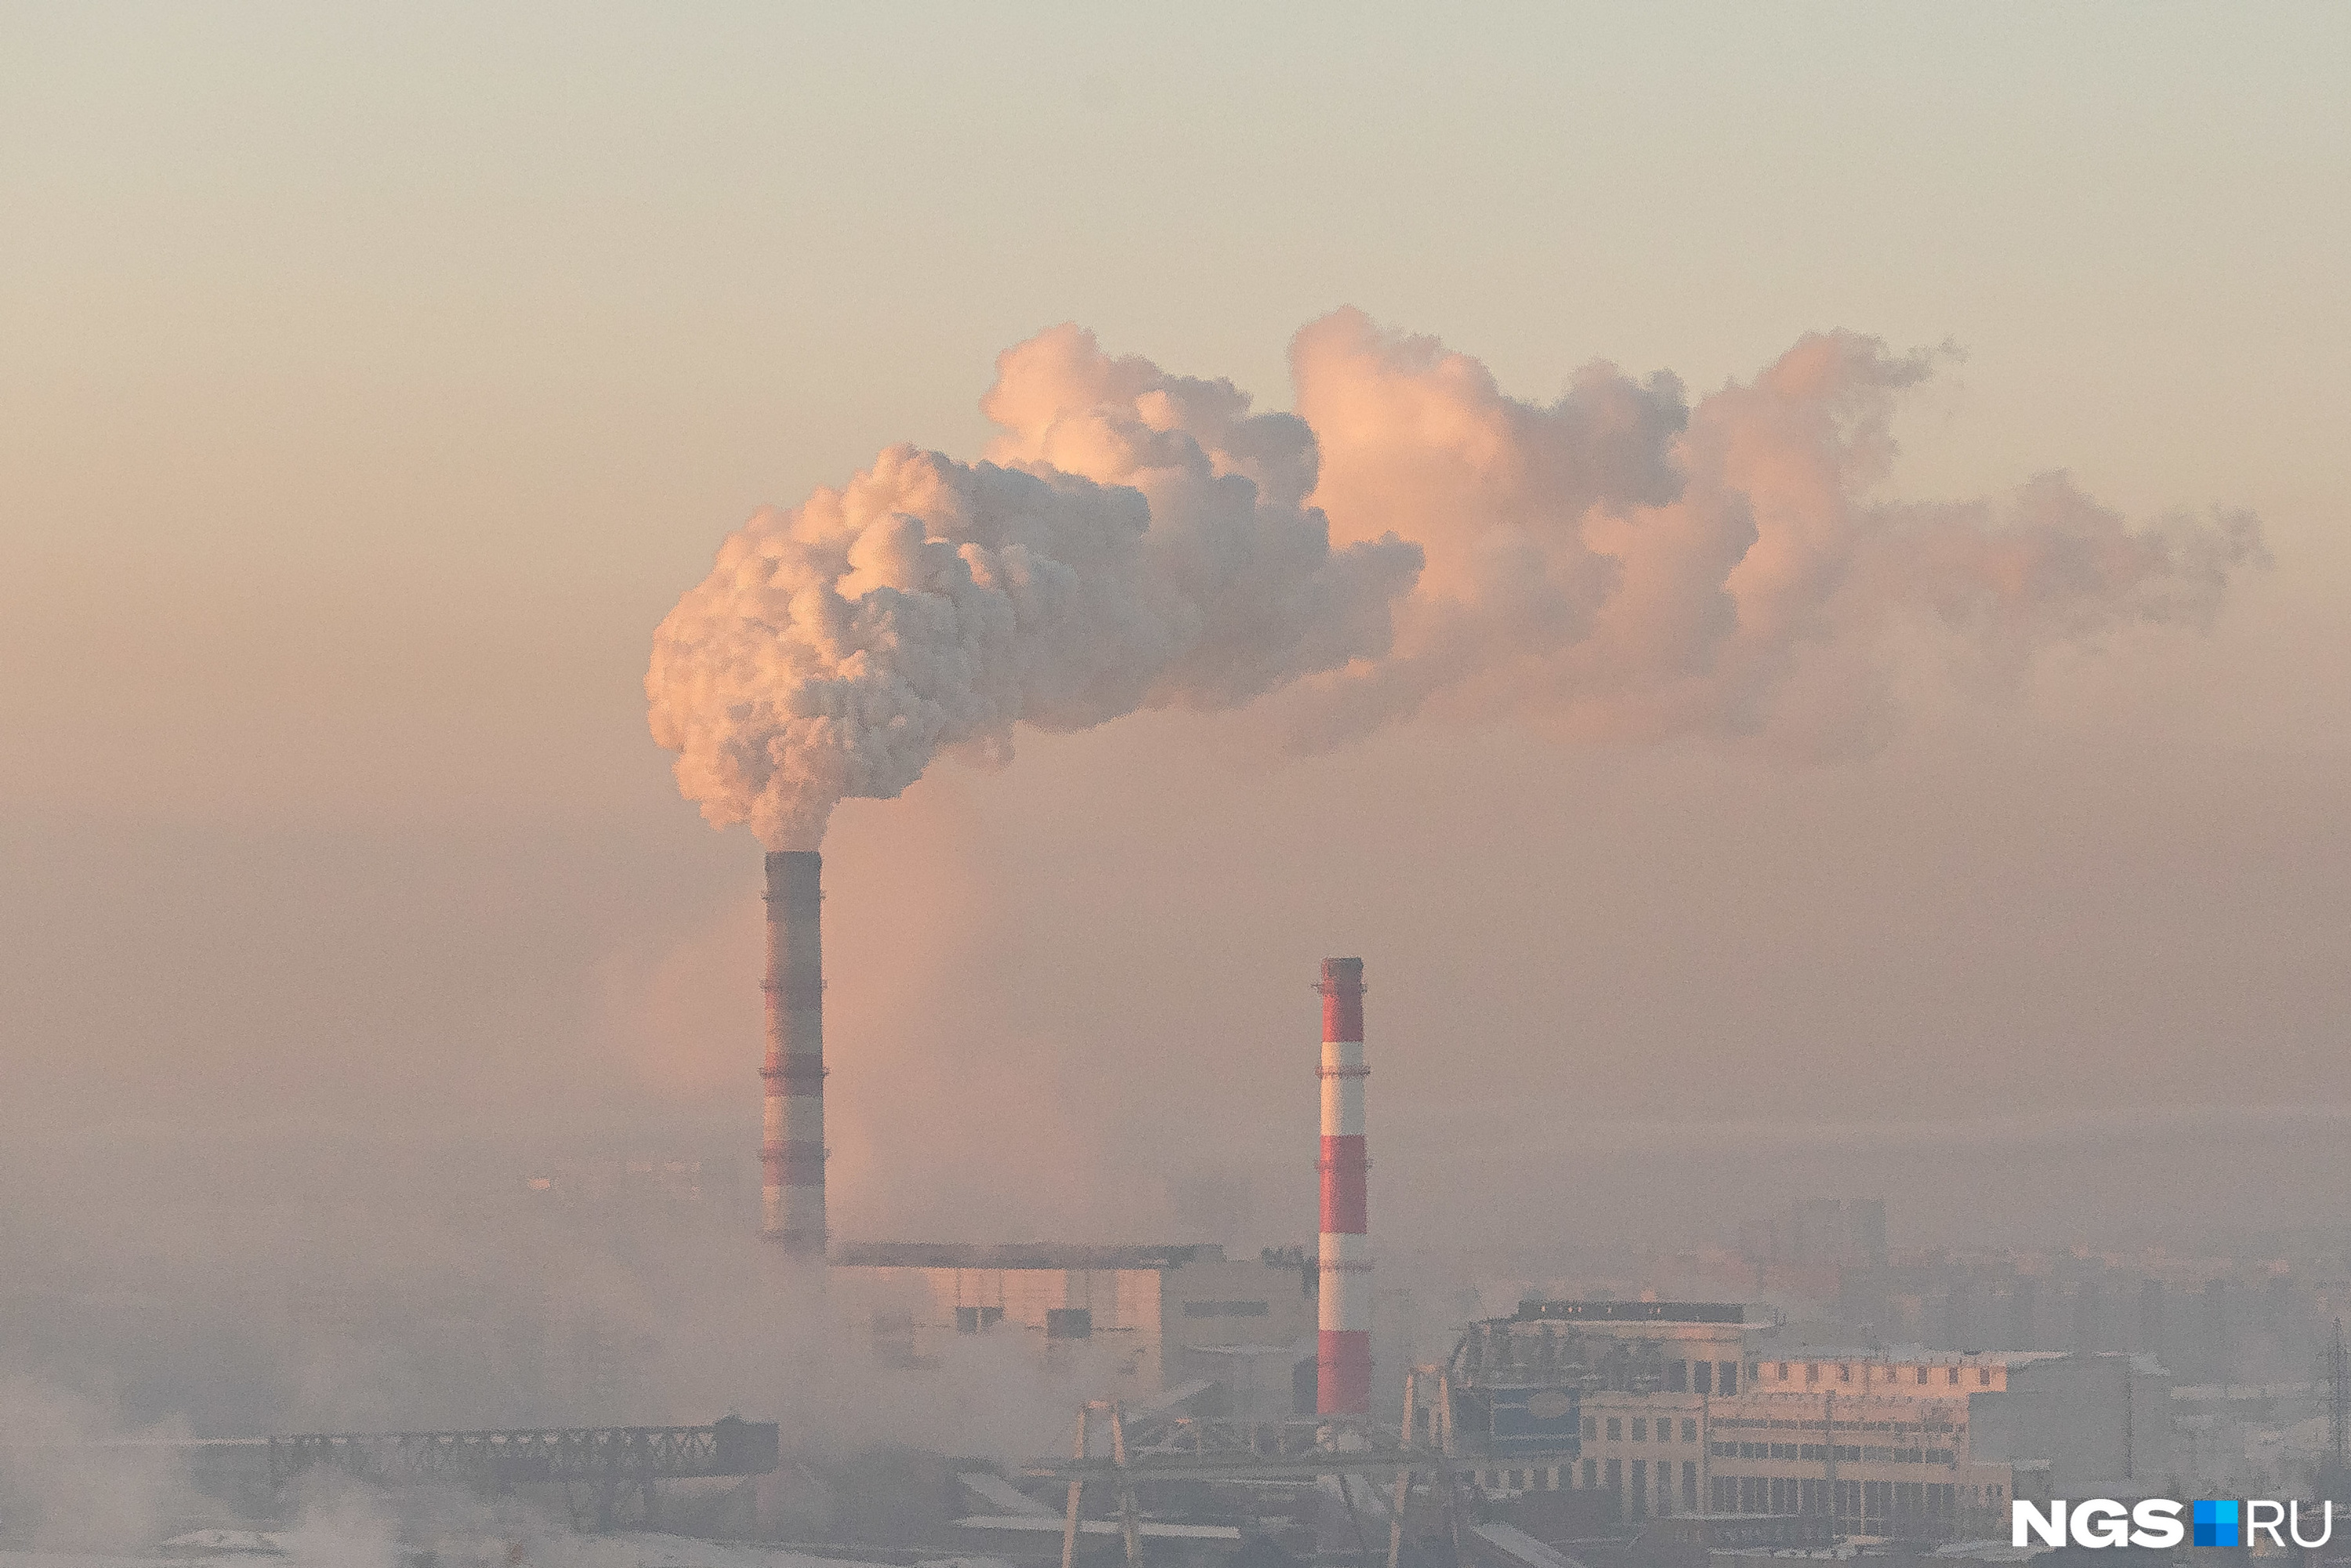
5,5,2349,1565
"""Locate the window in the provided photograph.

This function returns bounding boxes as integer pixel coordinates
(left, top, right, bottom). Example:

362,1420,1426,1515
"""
1694,1360,1713,1395
1632,1419,1646,1441
1666,1358,1688,1392
1628,1461,1646,1517
1838,1363,1852,1382
1777,1361,1790,1380
1507,1470,1523,1490
1805,1362,1820,1383
1914,1366,1929,1385
1581,1415,1596,1439
1605,1458,1621,1491
1582,1459,1597,1489
1045,1307,1092,1339
1719,1360,1739,1395
1682,1418,1697,1443
1606,1418,1621,1442
1978,1367,1992,1385
955,1305,1004,1333
1682,1461,1698,1512
1945,1367,1958,1385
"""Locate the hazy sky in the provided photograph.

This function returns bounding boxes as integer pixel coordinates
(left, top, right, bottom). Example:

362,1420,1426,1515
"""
5,4,2349,1251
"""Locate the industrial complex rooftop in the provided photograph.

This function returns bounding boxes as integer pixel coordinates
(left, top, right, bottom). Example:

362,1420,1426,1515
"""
1515,1300,1749,1324
830,1241,1228,1270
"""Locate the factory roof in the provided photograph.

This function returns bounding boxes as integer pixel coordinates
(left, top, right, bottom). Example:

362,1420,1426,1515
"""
831,1241,1226,1270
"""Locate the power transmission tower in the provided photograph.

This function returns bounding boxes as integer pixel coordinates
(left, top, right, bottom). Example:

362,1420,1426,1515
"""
2331,1320,2349,1479
2317,1317,2350,1504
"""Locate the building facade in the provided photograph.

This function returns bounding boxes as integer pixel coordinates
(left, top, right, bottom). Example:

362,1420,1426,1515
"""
831,1242,1317,1408
1460,1302,2168,1541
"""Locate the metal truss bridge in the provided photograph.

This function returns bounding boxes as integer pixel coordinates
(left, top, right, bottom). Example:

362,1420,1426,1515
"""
266,1417,780,1529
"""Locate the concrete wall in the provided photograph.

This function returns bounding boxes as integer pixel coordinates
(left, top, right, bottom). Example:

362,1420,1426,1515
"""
1969,1353,2172,1495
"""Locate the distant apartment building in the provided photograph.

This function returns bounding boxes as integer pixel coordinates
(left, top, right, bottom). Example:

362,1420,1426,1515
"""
1457,1301,2169,1540
1739,1199,1889,1269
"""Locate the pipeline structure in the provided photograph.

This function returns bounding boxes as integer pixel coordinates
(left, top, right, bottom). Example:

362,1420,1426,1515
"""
1317,956,1372,1415
762,850,828,1257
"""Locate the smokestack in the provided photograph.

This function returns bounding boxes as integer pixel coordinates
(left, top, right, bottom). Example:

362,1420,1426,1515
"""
1317,957,1371,1415
762,851,826,1258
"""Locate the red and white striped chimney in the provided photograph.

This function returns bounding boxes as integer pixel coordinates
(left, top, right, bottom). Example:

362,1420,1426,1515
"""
761,850,826,1258
1317,957,1371,1415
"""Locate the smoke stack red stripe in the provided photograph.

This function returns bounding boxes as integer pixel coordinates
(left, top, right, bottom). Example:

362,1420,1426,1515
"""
1317,956,1371,1415
762,850,828,1258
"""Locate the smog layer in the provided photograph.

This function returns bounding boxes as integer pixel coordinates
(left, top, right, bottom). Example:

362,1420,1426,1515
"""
8,6,2351,1564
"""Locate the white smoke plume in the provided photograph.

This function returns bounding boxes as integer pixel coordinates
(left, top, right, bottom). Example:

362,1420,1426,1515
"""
649,311,2264,846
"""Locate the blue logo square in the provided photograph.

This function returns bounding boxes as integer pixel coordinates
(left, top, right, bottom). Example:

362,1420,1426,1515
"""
2193,1500,2241,1548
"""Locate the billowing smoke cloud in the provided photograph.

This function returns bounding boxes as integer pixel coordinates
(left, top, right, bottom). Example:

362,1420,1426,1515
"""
1268,311,2263,756
649,310,2264,846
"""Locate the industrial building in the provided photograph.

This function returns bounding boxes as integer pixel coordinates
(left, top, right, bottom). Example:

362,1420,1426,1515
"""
823,958,1364,1418
737,848,2183,1551
780,838,1368,1421
829,1240,1317,1408
1457,1300,2172,1540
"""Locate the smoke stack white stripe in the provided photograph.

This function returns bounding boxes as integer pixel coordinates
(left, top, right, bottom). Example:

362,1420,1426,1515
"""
1317,956,1371,1415
762,851,827,1258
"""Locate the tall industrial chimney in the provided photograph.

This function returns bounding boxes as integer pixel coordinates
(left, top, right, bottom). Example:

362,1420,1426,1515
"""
762,851,827,1258
1317,957,1371,1415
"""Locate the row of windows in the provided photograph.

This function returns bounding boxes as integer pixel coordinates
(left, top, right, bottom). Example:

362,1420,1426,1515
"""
1501,1462,1998,1529
1711,1441,1957,1465
1710,1477,1965,1520
1714,1418,1959,1434
1661,1359,1741,1394
1752,1360,1993,1388
1572,1457,1700,1515
1591,1416,1698,1443
1495,1458,1702,1514
1487,1458,1681,1506
947,1305,1103,1338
